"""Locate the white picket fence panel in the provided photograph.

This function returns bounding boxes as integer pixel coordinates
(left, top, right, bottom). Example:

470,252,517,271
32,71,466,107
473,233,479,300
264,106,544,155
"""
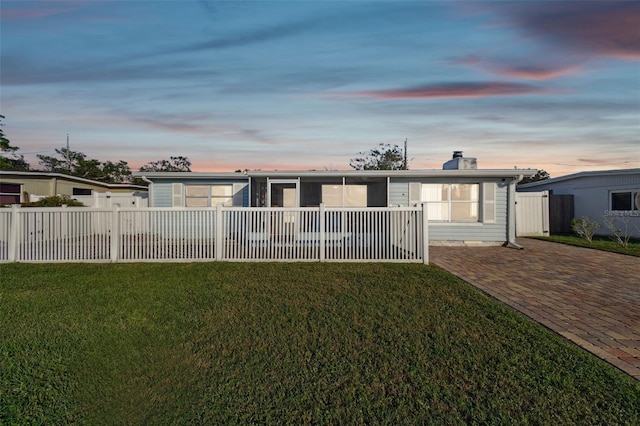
0,204,429,263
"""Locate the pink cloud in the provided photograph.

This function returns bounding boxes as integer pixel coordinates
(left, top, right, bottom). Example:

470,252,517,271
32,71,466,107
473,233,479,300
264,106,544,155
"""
328,82,548,100
489,64,583,81
0,1,90,21
449,54,584,81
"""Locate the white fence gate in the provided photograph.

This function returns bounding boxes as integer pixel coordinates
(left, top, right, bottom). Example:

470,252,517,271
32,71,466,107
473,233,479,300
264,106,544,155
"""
0,204,429,264
516,191,550,237
72,192,148,208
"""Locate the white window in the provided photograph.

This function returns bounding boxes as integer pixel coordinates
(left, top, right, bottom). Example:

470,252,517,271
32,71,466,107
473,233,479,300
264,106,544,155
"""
322,184,367,207
210,185,233,206
421,183,479,222
610,191,640,211
185,185,233,207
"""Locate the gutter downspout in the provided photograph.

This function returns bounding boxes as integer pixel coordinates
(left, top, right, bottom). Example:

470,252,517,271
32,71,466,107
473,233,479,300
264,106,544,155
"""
505,174,524,249
141,176,154,207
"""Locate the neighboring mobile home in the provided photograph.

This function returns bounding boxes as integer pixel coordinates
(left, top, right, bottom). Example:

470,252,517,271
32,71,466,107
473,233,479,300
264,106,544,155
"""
518,168,640,238
136,153,537,246
0,171,148,207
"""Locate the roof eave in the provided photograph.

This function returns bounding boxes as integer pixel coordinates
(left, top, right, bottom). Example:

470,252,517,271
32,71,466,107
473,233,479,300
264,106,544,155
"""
518,168,640,189
135,169,538,180
0,170,148,190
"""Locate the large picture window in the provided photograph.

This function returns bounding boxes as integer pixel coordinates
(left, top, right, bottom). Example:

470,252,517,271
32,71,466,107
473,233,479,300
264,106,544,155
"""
610,191,640,211
421,183,479,222
185,185,233,207
321,184,367,207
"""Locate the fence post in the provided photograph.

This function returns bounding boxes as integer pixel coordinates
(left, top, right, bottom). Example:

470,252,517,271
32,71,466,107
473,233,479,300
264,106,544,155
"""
215,203,223,261
8,204,20,262
110,205,120,262
319,203,325,262
421,203,429,265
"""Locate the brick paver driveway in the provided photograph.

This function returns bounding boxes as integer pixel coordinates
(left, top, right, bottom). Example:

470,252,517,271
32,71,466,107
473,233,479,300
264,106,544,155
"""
430,238,640,380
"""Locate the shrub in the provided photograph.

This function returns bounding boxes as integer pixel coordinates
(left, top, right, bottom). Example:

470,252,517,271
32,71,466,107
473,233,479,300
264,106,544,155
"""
571,216,600,243
603,215,637,248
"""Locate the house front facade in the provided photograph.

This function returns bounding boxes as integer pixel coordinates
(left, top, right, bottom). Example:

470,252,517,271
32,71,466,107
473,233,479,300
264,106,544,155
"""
136,155,536,246
518,168,640,238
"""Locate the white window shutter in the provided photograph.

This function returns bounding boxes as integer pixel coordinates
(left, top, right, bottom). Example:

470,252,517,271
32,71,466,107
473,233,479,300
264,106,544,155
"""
482,182,496,223
172,183,184,207
409,182,422,206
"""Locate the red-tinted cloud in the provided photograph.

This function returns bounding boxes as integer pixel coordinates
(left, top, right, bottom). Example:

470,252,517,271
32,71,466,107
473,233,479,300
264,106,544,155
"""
450,54,583,81
489,64,582,81
0,1,89,21
331,82,547,100
514,2,640,60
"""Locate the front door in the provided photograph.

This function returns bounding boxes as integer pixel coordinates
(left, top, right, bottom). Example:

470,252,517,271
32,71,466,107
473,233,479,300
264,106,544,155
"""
267,179,299,207
267,179,299,240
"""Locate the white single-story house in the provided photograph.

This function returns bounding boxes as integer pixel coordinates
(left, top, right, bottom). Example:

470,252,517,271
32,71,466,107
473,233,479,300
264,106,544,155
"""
518,168,640,238
135,153,537,246
0,170,148,207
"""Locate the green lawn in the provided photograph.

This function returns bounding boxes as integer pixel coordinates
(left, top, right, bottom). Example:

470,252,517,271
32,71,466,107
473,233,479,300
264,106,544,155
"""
528,234,640,257
1,263,638,425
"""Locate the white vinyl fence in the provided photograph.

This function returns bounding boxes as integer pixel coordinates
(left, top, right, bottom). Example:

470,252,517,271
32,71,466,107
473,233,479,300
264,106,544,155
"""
0,204,429,263
516,191,550,237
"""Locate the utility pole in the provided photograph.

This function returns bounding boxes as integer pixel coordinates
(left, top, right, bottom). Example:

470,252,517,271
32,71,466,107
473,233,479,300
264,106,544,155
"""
403,138,408,170
66,134,71,172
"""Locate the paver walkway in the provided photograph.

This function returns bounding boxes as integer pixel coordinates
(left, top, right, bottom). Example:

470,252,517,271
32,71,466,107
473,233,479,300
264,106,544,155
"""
429,238,640,380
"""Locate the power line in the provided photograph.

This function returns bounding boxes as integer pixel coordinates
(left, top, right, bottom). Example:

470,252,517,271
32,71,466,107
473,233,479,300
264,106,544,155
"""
552,160,637,167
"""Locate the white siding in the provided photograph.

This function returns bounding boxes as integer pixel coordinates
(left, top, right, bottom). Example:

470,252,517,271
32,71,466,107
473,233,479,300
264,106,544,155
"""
519,171,640,237
389,178,509,242
151,180,249,207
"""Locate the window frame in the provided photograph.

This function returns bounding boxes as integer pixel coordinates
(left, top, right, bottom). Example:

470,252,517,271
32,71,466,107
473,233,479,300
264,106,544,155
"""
72,187,93,196
0,183,22,205
610,190,640,211
321,184,368,207
421,183,480,222
184,184,233,207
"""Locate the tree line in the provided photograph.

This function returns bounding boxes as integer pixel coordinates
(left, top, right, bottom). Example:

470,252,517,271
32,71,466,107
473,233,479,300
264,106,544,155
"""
1,116,549,183
1,115,191,184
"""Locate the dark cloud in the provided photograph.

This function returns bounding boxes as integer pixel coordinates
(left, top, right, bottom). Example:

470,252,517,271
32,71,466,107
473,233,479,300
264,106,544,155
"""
330,82,549,100
509,1,640,60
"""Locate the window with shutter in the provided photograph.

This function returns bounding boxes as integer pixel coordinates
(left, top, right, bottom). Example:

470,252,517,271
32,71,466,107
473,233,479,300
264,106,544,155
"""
171,183,184,207
482,182,496,223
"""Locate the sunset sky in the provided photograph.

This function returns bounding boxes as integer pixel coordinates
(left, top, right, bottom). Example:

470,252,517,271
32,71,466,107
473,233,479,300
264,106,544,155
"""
1,0,639,178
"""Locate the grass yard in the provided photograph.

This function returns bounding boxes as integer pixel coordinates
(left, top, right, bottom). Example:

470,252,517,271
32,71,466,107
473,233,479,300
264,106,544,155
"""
1,263,639,425
528,234,640,257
